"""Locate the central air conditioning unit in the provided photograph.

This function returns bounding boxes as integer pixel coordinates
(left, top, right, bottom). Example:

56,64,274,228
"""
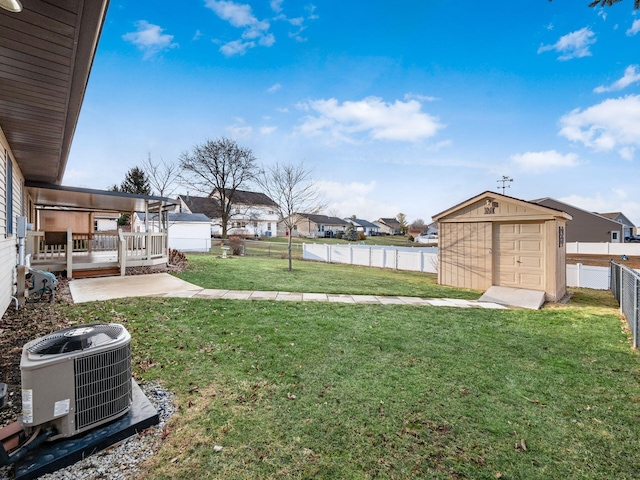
19,323,132,440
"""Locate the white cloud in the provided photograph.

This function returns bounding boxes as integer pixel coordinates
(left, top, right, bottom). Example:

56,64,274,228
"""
594,65,640,93
273,3,318,42
626,19,640,36
270,0,283,13
537,27,596,61
295,96,444,143
510,150,580,173
315,180,394,219
404,93,438,102
122,21,178,59
559,191,640,226
206,0,272,56
267,83,282,93
226,119,253,138
260,126,277,135
559,95,640,160
206,0,256,27
220,39,255,56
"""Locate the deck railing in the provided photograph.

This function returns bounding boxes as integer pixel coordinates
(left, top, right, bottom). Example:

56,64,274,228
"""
27,229,168,276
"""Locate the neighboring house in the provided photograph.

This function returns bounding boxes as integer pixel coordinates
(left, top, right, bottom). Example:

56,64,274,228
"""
598,212,636,240
531,198,624,243
178,190,280,237
135,213,212,253
426,222,438,237
374,218,402,235
279,214,348,238
0,3,177,315
345,218,379,236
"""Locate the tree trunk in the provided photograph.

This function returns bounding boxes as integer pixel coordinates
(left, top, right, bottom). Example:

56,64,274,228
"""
288,227,293,272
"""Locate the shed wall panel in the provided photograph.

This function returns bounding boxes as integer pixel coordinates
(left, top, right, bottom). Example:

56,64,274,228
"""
438,222,491,290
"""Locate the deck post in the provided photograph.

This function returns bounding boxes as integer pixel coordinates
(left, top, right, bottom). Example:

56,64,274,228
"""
118,228,126,276
66,228,73,279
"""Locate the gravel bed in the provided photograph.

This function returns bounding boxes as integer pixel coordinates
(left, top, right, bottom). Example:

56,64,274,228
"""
0,381,176,480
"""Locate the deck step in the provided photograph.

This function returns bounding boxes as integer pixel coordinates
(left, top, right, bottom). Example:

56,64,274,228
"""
72,267,121,279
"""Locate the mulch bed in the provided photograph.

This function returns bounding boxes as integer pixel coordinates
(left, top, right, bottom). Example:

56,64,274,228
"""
0,255,187,430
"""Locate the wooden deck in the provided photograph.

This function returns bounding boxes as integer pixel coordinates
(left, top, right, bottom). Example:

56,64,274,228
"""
27,230,168,278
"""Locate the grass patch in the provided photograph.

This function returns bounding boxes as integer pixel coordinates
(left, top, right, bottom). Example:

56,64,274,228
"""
61,293,640,479
176,254,478,299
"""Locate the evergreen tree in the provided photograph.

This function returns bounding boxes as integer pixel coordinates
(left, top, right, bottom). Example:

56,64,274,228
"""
344,223,358,241
120,166,151,195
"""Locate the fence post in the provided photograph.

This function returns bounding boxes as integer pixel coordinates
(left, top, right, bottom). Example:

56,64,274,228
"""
382,248,386,268
369,247,372,267
633,275,640,348
349,245,353,265
577,263,582,287
420,251,425,272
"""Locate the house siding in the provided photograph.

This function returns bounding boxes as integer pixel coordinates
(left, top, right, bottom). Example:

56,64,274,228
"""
534,198,622,243
0,129,24,315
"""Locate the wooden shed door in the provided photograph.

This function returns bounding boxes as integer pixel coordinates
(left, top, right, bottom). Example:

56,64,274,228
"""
493,222,545,290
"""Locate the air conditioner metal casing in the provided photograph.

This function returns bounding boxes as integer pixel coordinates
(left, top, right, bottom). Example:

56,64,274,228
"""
20,324,132,440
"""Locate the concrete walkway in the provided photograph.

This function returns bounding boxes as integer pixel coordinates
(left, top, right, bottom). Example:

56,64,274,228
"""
69,273,508,309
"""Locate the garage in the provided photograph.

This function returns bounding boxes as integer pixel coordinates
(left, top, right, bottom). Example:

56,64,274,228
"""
432,191,571,301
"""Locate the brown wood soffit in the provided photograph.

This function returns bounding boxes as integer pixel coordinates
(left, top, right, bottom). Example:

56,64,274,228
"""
0,0,109,184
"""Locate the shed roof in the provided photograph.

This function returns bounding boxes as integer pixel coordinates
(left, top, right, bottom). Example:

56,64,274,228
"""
433,191,572,222
138,212,211,223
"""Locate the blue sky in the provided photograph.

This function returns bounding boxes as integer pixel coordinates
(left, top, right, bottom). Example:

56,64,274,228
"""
66,0,640,225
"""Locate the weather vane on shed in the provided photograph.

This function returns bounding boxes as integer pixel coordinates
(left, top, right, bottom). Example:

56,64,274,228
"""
497,176,513,195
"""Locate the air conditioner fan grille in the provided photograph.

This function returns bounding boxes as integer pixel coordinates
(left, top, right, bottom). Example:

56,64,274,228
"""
74,343,132,430
27,324,125,355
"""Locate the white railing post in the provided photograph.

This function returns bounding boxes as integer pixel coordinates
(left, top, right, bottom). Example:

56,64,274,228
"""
146,230,152,260
66,228,73,279
118,229,126,276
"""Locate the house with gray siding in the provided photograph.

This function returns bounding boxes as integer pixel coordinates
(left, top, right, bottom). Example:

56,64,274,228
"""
531,198,623,243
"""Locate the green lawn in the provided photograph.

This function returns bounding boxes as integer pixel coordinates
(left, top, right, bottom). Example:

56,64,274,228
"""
64,288,640,479
176,254,478,299
211,235,432,258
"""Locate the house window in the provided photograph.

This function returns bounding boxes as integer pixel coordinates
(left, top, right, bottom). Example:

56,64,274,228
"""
94,220,99,231
267,223,272,231
612,231,619,241
6,150,12,236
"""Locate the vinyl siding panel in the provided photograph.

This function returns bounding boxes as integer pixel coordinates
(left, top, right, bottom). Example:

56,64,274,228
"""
0,132,24,315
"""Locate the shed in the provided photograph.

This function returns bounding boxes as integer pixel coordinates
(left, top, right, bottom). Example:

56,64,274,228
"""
432,191,572,301
136,212,212,253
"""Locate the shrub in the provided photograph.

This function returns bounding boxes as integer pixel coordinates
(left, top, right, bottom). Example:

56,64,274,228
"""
408,235,414,242
335,231,343,239
228,235,245,255
344,224,358,242
357,231,367,241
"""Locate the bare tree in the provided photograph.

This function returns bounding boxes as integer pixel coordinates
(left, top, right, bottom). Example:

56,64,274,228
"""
142,152,179,198
550,0,640,8
179,137,257,238
256,162,324,271
410,218,425,231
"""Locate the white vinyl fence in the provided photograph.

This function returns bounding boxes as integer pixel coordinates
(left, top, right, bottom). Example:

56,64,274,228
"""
566,263,611,290
304,243,640,290
303,244,438,273
567,242,640,255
